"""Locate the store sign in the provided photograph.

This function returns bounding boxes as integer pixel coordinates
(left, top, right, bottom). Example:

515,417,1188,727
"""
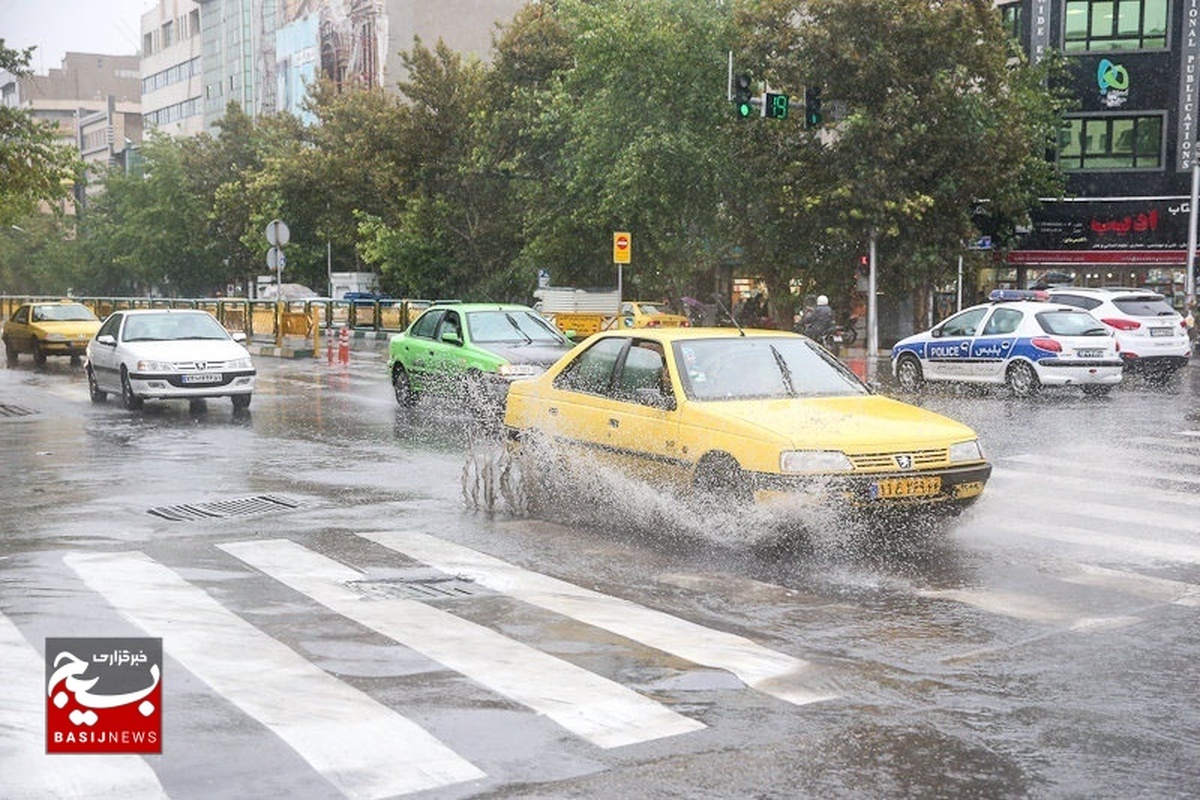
1179,0,1200,171
1097,59,1130,108
1013,199,1190,253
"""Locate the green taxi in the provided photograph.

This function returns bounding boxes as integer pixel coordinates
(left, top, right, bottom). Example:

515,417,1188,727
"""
388,302,574,415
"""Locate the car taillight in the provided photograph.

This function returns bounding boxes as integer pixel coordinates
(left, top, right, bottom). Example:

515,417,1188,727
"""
1102,317,1141,331
1183,320,1190,329
647,320,661,327
681,319,691,327
1031,337,1062,353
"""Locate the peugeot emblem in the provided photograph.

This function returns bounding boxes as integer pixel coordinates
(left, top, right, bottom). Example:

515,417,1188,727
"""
894,454,913,470
195,362,207,371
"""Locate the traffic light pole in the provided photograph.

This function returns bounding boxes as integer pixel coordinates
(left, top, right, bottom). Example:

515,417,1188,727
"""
866,231,879,384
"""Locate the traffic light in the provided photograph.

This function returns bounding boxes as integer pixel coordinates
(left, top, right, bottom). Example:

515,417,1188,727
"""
804,85,823,128
764,92,789,120
733,73,753,120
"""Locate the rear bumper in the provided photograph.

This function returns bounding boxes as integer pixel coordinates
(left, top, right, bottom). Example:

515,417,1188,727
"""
1034,360,1124,385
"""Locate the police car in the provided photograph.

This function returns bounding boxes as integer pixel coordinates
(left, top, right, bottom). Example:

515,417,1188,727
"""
891,290,1124,397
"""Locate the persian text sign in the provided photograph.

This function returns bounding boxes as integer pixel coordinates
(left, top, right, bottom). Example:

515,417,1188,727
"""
46,637,163,754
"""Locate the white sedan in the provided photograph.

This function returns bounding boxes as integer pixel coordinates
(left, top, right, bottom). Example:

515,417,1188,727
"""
86,309,256,411
890,290,1123,397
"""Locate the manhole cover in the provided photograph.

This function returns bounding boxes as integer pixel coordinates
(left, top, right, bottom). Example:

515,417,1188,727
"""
148,494,303,521
348,575,486,601
0,403,35,418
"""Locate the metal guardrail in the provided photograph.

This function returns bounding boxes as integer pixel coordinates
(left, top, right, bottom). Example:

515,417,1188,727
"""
0,295,430,342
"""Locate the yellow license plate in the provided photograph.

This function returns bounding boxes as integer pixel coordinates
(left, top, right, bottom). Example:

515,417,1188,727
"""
872,475,942,499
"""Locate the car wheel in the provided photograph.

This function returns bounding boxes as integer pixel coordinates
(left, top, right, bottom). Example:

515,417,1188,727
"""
392,364,417,407
1006,361,1040,398
86,366,107,403
693,453,753,507
4,337,17,366
895,354,924,392
120,367,143,410
231,394,252,411
33,342,46,368
1081,384,1111,398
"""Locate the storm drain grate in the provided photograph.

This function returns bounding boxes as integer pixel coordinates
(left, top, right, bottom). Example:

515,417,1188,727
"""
148,494,303,522
348,575,486,601
0,403,35,418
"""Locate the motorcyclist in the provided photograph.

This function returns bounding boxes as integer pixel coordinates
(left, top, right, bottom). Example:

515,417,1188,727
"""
800,295,835,342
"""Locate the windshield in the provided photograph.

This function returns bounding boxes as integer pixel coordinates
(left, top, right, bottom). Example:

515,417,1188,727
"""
1112,297,1178,317
467,310,565,344
673,337,867,401
34,304,97,322
122,313,231,342
1036,310,1109,336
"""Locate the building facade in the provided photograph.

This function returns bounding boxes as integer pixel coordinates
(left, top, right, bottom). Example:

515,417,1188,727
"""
141,0,206,137
999,0,1194,302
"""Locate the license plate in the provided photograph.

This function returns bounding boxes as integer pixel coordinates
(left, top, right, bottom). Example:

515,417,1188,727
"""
182,373,223,384
1149,328,1173,337
1076,349,1104,358
872,475,942,499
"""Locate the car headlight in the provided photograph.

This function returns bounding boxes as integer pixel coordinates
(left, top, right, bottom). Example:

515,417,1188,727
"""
948,439,984,463
497,363,544,378
228,358,254,370
780,450,854,474
136,360,175,372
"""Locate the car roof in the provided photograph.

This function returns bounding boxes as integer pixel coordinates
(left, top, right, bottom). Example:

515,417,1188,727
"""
117,308,214,315
1047,286,1163,298
589,327,798,343
426,302,539,312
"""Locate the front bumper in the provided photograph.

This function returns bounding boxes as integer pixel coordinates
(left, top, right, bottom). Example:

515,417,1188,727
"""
129,370,256,399
755,463,993,507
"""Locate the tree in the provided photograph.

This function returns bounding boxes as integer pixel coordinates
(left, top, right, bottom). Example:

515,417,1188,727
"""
0,41,81,226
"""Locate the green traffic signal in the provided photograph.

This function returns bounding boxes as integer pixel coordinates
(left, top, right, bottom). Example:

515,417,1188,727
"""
733,73,753,120
804,86,822,128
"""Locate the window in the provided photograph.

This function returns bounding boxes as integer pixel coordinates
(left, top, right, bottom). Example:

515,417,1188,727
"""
999,2,1022,42
982,308,1023,336
162,21,174,48
1064,0,1168,51
614,341,670,404
1059,116,1163,170
939,308,988,338
555,337,626,395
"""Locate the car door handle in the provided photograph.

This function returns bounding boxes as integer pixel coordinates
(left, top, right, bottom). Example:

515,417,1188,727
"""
608,418,620,428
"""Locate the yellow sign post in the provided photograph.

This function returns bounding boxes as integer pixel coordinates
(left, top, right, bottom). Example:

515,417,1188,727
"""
613,231,631,264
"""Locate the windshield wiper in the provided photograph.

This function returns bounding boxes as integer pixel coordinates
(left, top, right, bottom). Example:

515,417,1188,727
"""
503,313,534,344
768,345,796,396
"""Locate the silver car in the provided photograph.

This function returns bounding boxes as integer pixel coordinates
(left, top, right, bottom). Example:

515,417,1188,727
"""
85,309,256,411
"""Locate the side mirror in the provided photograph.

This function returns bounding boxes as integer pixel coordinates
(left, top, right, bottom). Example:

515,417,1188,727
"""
633,387,676,411
231,332,247,343
441,329,462,345
930,326,942,338
563,329,577,339
96,334,116,346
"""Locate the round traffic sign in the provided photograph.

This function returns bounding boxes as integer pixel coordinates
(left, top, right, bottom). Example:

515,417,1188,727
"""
265,219,290,247
615,234,629,250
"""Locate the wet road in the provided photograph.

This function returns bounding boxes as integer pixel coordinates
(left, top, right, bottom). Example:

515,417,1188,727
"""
1,346,1198,798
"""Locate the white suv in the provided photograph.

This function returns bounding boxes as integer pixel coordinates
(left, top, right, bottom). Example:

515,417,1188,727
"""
1046,287,1191,378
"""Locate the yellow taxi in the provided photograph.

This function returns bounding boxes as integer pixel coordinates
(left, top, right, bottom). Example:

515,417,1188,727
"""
503,328,991,511
3,300,102,367
618,301,691,329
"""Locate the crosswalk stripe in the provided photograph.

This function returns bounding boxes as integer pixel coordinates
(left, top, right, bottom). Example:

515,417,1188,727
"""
220,539,705,748
914,586,1138,628
359,530,835,707
989,466,1200,510
64,551,485,799
977,519,1200,563
1002,453,1200,487
0,611,168,800
1055,563,1200,607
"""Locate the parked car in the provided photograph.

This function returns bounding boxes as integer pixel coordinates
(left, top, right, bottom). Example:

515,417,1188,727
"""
85,309,256,411
1045,286,1191,378
618,301,691,329
504,328,991,513
388,302,575,414
891,290,1123,397
3,300,101,366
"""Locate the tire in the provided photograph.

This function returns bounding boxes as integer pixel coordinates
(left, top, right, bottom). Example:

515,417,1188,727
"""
392,364,417,407
86,366,107,403
231,394,252,411
120,367,143,410
693,453,753,507
4,338,17,366
841,325,858,347
895,354,924,393
33,342,46,368
1006,360,1041,398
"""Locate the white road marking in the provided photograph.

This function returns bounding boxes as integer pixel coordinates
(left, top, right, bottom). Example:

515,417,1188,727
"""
220,539,704,748
989,466,1200,510
980,519,1200,563
1002,453,1200,487
1056,563,1200,608
360,530,835,707
915,586,1138,628
0,611,168,800
64,551,485,799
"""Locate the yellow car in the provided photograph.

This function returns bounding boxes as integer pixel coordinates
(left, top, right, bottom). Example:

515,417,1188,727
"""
503,328,990,511
3,301,102,367
618,301,691,329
